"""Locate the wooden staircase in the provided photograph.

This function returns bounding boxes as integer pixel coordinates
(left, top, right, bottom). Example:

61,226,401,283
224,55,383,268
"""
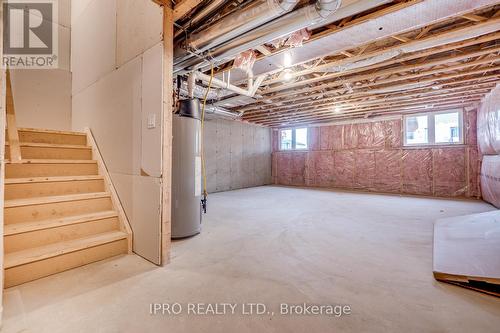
3,128,132,288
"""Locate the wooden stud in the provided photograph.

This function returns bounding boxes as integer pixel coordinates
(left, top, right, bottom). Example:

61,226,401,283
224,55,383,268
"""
162,3,174,266
6,69,21,163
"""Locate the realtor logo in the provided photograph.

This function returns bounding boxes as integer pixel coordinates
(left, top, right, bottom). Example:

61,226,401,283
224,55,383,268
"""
2,0,58,69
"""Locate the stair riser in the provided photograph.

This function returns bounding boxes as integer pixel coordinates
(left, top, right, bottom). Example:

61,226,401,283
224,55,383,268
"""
5,217,120,253
5,197,113,224
4,239,128,288
6,146,92,160
6,130,87,146
6,163,98,178
5,179,105,200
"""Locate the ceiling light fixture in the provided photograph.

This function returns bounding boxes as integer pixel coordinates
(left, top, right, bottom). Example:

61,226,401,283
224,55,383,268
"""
283,69,294,82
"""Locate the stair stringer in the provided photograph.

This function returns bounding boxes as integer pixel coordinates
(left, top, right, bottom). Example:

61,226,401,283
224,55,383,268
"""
84,128,132,253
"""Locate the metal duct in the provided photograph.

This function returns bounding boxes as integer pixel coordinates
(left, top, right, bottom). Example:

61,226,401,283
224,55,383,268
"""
174,0,227,39
206,105,243,119
174,0,343,72
221,0,499,82
174,0,300,65
309,0,391,30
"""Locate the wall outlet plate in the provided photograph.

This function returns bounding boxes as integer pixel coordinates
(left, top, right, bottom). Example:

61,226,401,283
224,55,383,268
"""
147,114,156,129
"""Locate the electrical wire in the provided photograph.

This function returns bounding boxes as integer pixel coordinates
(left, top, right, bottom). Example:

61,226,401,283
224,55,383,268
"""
200,64,214,200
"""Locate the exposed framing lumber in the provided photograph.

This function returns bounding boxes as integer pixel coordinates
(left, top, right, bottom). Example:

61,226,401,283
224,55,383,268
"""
260,61,500,107
262,43,500,95
5,69,21,163
173,0,203,21
243,80,498,116
198,2,500,126
161,4,174,266
245,87,493,122
255,95,484,126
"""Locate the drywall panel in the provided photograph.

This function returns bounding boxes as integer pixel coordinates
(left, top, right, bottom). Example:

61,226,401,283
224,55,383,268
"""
58,23,71,71
71,0,93,24
141,42,163,177
10,69,71,130
110,173,161,264
72,56,142,176
116,0,163,67
71,0,117,94
21,6,71,70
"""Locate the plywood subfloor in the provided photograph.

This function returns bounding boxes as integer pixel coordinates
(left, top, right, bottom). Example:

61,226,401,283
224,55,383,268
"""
4,186,500,332
433,210,500,296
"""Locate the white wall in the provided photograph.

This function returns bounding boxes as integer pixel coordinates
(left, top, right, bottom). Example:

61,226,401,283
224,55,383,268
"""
10,0,72,131
204,118,272,193
71,0,164,264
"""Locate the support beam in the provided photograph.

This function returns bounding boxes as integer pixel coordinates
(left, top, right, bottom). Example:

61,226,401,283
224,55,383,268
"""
173,0,203,21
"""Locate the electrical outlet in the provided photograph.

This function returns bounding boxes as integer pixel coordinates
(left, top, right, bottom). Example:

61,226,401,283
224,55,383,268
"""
147,114,156,129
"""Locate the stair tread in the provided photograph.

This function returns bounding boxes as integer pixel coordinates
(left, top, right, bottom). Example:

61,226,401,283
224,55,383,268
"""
5,175,104,184
17,128,87,136
5,230,128,268
5,192,111,208
6,159,97,164
4,210,118,236
6,142,92,149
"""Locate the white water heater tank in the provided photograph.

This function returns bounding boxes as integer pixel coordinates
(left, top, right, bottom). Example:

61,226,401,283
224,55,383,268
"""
172,99,202,238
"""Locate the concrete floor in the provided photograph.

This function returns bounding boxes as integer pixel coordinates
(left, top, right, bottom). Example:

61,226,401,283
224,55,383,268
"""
3,186,500,333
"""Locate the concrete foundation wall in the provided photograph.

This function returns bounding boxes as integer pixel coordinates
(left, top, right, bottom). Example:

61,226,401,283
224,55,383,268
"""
204,119,272,193
272,111,481,199
10,0,72,131
71,0,164,264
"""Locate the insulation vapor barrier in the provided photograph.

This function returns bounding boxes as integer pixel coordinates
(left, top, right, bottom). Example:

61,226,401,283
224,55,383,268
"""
481,155,500,208
273,114,480,199
478,85,500,155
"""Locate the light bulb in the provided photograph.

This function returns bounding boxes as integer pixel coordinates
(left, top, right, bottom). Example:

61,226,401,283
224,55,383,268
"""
284,51,292,68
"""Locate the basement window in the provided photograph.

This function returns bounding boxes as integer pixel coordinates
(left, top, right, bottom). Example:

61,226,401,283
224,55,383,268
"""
404,110,463,146
280,128,308,150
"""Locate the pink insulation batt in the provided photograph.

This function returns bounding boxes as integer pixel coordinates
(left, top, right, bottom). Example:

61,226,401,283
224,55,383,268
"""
433,148,467,197
306,151,335,187
272,115,481,199
374,149,402,193
402,149,433,196
334,150,355,188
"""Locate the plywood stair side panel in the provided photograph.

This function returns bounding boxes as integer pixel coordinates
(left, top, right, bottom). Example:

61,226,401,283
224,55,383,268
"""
3,127,132,288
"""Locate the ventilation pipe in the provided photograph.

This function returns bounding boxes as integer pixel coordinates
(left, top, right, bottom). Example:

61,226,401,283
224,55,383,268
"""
174,0,227,39
206,105,244,119
174,0,352,72
189,70,266,98
175,0,300,65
